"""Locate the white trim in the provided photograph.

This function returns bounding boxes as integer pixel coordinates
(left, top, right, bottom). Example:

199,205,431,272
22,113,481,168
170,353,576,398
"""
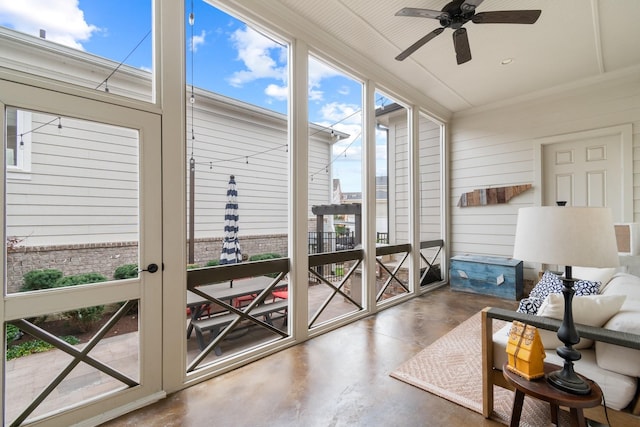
158,0,188,394
291,38,309,343
73,391,166,427
5,109,31,173
533,123,633,222
363,81,377,312
409,106,420,293
454,64,640,119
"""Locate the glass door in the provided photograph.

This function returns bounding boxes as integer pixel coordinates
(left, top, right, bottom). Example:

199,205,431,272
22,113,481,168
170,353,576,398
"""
1,80,162,426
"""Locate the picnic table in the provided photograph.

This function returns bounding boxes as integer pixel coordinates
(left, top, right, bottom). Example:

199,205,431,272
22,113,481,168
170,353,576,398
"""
186,276,288,352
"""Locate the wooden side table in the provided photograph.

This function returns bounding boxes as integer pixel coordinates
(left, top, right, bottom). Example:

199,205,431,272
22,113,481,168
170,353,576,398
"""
502,363,602,427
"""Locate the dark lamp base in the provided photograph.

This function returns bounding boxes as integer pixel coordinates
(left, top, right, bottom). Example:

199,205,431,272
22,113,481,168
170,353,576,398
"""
547,369,591,395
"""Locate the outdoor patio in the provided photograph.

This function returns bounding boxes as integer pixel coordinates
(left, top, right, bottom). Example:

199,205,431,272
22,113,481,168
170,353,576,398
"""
4,282,357,425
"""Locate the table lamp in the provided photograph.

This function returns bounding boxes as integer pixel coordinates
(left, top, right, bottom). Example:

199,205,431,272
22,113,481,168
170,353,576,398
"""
512,206,620,394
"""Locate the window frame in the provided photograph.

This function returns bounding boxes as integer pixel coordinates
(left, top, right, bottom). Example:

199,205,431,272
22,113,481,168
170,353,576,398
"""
6,108,32,178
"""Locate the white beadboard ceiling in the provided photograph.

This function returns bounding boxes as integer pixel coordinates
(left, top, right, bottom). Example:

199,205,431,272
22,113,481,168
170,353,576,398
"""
273,0,640,114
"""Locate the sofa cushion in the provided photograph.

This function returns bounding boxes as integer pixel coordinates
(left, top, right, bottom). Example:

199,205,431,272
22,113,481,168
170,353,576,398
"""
596,309,640,377
601,273,640,304
572,266,616,291
536,294,626,349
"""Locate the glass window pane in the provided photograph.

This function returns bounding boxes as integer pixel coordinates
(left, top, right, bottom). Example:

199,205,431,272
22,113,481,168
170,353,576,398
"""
4,301,139,425
419,112,444,287
5,108,140,294
375,91,410,302
307,55,363,327
185,2,290,369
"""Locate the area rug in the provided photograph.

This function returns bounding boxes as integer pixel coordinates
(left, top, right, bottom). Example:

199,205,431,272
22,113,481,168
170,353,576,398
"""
390,312,566,427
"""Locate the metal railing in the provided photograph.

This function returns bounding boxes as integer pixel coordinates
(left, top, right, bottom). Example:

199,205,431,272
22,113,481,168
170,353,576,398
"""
308,231,356,282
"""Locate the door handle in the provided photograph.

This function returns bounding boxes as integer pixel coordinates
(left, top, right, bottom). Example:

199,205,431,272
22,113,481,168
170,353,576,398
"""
140,263,160,273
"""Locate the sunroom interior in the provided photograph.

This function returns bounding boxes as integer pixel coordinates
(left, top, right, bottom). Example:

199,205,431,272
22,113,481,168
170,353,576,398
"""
1,0,640,425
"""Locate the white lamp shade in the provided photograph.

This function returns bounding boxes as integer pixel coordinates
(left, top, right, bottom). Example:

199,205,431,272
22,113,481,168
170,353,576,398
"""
513,207,620,268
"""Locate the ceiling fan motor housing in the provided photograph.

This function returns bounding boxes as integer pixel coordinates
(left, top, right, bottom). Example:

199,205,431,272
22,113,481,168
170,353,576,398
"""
441,0,476,29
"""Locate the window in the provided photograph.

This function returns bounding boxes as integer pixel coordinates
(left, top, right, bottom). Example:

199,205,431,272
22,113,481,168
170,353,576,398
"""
5,107,31,174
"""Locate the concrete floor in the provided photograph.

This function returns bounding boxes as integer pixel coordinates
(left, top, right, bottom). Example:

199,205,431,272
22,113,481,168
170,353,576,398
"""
102,287,518,427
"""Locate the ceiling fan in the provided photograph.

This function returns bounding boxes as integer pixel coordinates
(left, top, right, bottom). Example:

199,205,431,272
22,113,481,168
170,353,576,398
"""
395,0,541,64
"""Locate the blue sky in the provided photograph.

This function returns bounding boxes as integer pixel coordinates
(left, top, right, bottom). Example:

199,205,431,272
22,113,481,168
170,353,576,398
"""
0,0,389,192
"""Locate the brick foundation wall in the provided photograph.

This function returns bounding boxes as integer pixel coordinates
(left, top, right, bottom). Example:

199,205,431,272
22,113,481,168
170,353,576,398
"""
6,242,139,294
192,234,288,265
6,234,289,293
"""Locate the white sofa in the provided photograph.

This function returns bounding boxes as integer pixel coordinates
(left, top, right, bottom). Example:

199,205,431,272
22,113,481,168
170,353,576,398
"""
482,271,640,425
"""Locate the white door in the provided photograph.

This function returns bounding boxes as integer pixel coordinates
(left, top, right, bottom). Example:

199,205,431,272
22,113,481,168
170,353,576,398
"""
542,130,626,221
1,81,162,426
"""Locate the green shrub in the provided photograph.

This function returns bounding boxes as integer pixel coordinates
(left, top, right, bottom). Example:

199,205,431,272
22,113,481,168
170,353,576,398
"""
55,273,107,332
187,264,200,270
6,324,21,342
205,259,220,267
55,273,108,288
248,253,283,278
6,336,79,360
248,253,282,262
20,269,63,292
114,263,139,280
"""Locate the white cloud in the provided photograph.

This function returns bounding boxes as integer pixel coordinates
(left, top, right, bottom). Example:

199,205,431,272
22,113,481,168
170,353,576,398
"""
227,26,286,87
265,83,287,101
191,29,206,52
319,102,361,124
308,56,342,101
309,89,324,101
338,85,350,96
0,0,98,50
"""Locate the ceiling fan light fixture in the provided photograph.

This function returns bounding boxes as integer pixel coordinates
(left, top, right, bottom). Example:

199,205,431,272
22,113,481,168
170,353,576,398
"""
501,58,513,65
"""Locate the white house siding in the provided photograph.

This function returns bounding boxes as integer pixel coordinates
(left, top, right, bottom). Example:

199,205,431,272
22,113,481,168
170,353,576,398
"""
6,112,139,246
308,130,333,217
2,27,335,287
387,112,409,244
449,70,640,279
0,27,152,102
419,114,442,241
3,32,336,245
379,110,443,246
189,92,288,239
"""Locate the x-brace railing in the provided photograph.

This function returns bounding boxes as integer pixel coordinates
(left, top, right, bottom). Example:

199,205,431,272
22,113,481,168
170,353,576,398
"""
419,239,444,285
375,244,411,301
307,260,363,328
187,270,289,372
8,300,138,427
307,249,363,328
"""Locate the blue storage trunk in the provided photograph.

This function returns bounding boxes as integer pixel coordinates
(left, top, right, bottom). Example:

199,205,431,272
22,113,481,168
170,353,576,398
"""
449,255,523,300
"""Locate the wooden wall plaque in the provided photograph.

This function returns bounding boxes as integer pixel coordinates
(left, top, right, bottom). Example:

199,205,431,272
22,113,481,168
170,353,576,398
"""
457,184,532,207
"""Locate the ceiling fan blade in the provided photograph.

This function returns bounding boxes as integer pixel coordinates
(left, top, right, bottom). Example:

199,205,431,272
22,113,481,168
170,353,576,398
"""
395,7,447,20
460,0,484,13
453,28,471,65
472,10,541,24
395,27,445,61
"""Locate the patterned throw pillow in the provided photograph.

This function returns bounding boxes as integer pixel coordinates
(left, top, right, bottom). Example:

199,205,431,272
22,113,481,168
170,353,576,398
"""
529,271,563,300
517,296,543,314
517,271,601,315
574,279,600,296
